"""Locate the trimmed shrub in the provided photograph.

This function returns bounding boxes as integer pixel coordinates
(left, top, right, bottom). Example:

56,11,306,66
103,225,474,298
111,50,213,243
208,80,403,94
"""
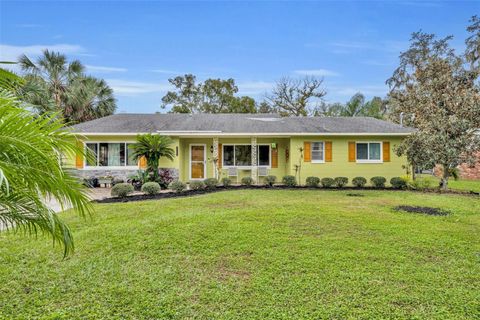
190,180,205,190
112,178,124,186
264,175,277,187
321,177,334,188
352,177,367,188
204,178,218,189
241,176,254,186
282,175,297,187
221,177,232,187
390,177,407,189
141,182,161,195
370,176,387,188
111,183,134,198
305,176,320,187
169,180,186,192
334,177,348,188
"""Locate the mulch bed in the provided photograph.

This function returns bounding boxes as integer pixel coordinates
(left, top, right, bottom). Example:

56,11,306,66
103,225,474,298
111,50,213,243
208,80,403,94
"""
93,185,479,204
393,205,451,216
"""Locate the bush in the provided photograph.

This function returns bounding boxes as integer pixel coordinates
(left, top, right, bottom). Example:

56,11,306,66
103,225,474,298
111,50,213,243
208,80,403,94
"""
190,180,205,190
112,178,124,186
241,176,254,186
204,178,218,189
83,177,98,188
408,177,436,191
111,183,134,198
390,177,407,189
282,175,297,187
156,168,175,189
169,180,186,192
334,177,348,188
264,175,277,187
352,177,367,188
370,176,387,188
321,177,334,188
141,182,161,195
305,176,320,187
221,177,232,187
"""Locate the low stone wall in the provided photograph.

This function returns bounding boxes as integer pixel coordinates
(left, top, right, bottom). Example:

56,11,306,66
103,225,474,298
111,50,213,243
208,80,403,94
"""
74,168,180,182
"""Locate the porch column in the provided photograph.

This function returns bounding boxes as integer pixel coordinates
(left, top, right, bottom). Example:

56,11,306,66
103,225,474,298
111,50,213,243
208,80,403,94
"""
212,137,219,179
251,136,257,183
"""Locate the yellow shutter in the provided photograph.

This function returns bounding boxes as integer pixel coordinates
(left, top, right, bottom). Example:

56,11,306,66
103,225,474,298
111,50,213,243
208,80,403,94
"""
325,141,332,162
348,142,356,162
271,147,278,168
218,143,222,169
75,141,84,169
139,156,147,169
304,142,311,162
383,141,390,162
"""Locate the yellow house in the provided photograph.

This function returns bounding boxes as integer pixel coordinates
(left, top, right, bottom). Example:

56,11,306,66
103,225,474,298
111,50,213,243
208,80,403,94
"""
69,113,413,184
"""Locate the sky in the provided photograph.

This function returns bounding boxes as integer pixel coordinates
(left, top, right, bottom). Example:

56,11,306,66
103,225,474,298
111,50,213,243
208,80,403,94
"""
0,0,478,113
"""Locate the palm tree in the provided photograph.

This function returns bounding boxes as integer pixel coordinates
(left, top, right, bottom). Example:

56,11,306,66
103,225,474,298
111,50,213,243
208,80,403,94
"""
18,50,116,123
130,134,175,178
0,76,92,256
341,93,366,117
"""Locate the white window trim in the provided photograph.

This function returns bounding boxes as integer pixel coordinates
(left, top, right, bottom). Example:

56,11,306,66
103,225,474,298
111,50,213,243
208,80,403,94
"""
189,144,207,180
222,143,271,168
311,141,325,164
83,141,139,170
356,141,383,163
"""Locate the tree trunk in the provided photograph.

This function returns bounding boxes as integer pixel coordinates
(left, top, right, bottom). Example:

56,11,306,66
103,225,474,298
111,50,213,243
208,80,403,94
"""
440,164,449,190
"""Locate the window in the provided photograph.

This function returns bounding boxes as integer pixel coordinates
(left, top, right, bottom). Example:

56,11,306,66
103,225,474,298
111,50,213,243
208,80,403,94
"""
223,144,270,167
356,142,382,162
311,142,324,162
85,142,138,167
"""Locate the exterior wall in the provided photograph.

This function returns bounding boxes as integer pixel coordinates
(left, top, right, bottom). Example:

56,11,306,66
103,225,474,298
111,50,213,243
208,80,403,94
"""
289,136,408,184
70,134,408,184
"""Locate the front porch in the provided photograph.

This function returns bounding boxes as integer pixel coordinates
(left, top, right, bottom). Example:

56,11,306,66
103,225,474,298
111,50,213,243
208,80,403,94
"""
178,137,290,183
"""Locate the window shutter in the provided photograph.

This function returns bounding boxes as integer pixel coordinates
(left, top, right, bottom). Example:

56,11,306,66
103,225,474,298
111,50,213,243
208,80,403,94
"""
325,141,332,162
383,141,390,162
304,142,311,162
218,143,222,169
139,156,147,169
348,142,356,162
75,141,84,169
271,147,278,168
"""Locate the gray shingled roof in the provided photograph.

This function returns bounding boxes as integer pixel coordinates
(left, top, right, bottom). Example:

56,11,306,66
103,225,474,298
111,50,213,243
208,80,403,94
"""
69,113,413,135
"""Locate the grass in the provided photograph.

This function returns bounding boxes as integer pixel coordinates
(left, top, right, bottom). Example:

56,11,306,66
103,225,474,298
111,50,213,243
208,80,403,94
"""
449,179,480,193
1,190,479,319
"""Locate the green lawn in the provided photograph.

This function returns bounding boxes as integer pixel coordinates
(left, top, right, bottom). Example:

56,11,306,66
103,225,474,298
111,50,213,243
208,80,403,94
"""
449,179,480,193
1,190,479,319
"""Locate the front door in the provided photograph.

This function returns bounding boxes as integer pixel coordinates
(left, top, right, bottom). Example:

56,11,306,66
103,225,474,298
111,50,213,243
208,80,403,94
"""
190,145,206,180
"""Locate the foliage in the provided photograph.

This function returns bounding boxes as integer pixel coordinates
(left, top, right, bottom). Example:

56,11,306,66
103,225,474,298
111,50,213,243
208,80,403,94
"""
241,176,254,186
305,176,320,187
190,180,205,190
112,178,124,186
352,177,367,188
169,180,186,193
370,176,387,188
316,94,387,119
334,177,349,188
221,177,232,187
111,183,134,198
320,177,334,188
141,182,161,195
407,176,436,191
156,168,176,189
3,190,478,319
204,178,218,189
264,175,277,187
130,134,175,178
161,74,260,113
83,177,99,188
390,177,407,189
282,175,297,187
0,89,92,257
387,17,480,190
18,50,116,123
266,76,326,116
